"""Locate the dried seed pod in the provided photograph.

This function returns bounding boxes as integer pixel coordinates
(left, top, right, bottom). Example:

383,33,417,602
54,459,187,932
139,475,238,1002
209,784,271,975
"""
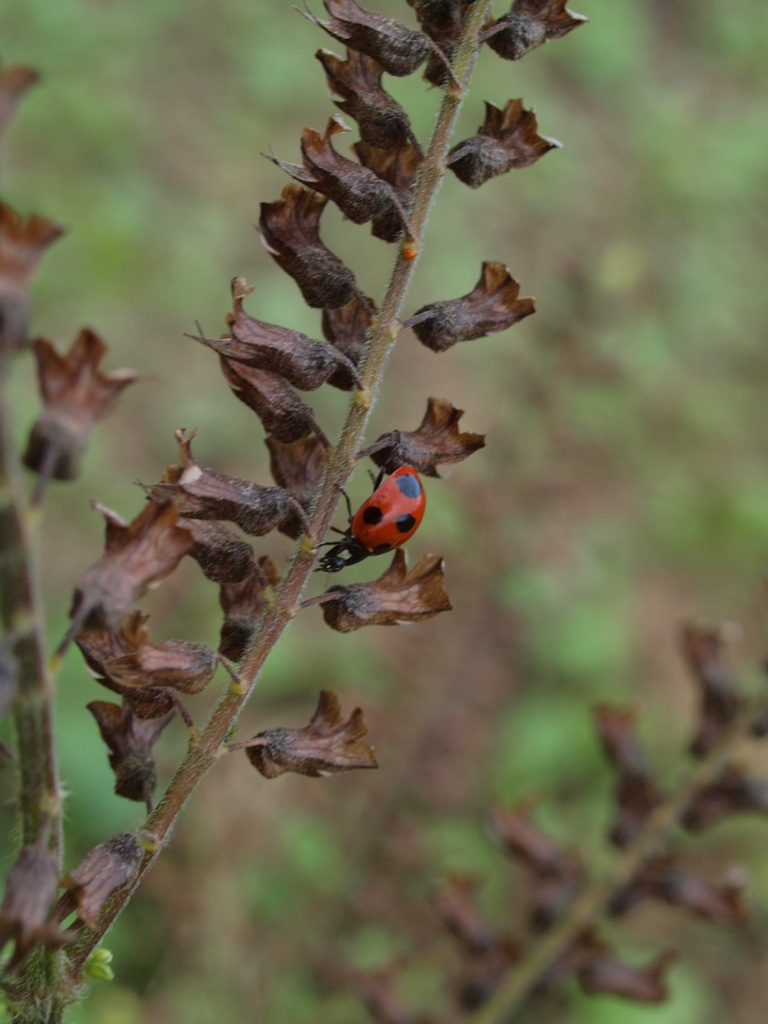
87,701,174,810
358,396,485,477
266,434,328,510
59,833,143,931
239,690,378,778
267,115,402,231
23,330,139,481
69,501,193,635
0,201,64,350
260,184,361,309
0,64,39,141
484,0,588,61
220,356,330,447
447,99,561,188
680,623,741,757
595,705,664,847
147,429,310,540
353,140,422,242
180,518,256,585
404,262,535,352
303,0,434,77
317,549,451,632
321,294,374,370
316,48,420,153
218,556,280,661
432,876,498,954
0,822,68,969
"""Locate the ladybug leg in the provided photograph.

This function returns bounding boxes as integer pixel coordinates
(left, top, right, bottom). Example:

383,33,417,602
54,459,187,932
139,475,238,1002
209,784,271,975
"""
367,466,386,492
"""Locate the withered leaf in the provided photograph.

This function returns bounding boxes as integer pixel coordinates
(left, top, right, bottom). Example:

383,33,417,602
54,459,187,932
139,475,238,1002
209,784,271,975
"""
318,549,451,632
23,330,139,481
242,689,378,778
260,184,361,309
353,140,422,242
0,823,67,969
681,623,741,758
220,356,330,448
316,48,420,153
405,262,535,352
0,64,39,141
485,0,588,61
219,556,280,662
266,434,328,510
304,0,433,77
358,396,485,477
59,833,143,931
0,201,64,350
321,294,374,370
70,500,194,634
447,99,561,188
147,429,310,540
87,700,174,809
268,115,402,231
595,705,664,848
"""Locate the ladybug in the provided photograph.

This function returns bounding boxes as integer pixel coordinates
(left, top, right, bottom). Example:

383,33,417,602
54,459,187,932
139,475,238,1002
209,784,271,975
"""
317,466,426,573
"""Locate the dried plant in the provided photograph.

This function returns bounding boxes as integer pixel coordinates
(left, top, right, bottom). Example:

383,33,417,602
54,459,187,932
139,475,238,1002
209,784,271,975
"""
6,5,758,1023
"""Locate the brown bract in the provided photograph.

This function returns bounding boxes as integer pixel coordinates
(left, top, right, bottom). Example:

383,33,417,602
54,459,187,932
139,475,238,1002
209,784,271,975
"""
23,329,139,481
0,824,68,970
70,501,194,634
87,701,175,809
432,876,498,954
220,356,330,448
319,549,452,632
358,396,485,476
405,0,473,84
405,262,535,352
0,64,39,141
181,518,256,585
316,48,419,153
447,99,561,188
485,0,588,61
0,201,64,349
353,140,422,241
683,765,768,833
218,555,281,661
595,705,665,848
242,689,378,778
59,833,143,931
565,930,675,1003
147,428,310,539
259,184,361,309
304,0,433,77
268,115,400,230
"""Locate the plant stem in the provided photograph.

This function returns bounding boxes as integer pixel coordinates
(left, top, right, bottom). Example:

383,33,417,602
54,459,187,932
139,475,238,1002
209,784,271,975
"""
468,694,768,1024
0,347,62,854
67,0,494,974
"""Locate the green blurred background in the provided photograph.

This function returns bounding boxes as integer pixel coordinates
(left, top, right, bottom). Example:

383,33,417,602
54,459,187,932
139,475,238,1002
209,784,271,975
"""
2,0,768,1021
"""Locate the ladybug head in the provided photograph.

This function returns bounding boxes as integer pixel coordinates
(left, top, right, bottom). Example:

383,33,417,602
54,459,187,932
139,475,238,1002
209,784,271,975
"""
316,538,371,573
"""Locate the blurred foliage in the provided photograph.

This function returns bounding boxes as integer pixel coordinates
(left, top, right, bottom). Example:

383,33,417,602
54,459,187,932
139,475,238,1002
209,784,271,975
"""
2,0,768,1022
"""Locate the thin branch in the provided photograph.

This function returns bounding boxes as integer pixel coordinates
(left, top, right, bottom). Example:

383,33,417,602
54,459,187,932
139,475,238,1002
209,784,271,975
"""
468,691,768,1024
66,0,495,974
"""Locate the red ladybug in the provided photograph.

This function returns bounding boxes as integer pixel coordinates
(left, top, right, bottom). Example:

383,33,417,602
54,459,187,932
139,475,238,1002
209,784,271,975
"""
317,466,426,573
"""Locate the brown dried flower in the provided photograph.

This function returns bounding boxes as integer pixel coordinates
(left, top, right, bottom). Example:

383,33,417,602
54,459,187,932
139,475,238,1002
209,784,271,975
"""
317,549,452,632
0,64,39,141
484,0,588,61
0,201,64,349
358,396,485,476
59,833,143,931
23,329,139,482
87,701,175,810
405,262,535,352
238,690,378,778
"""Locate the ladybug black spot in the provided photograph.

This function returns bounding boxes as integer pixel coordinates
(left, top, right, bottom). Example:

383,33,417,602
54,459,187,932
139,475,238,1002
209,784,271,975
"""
362,505,384,524
395,513,416,534
395,473,422,499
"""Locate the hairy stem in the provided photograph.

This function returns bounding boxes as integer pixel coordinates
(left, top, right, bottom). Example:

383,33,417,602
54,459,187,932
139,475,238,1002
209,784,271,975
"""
0,347,61,853
67,0,494,974
468,693,768,1024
